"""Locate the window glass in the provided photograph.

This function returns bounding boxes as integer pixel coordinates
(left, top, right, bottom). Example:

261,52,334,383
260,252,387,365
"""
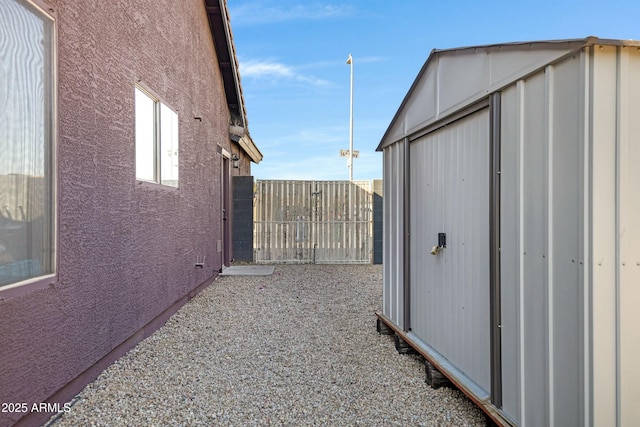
135,88,156,182
135,86,178,187
160,104,178,187
0,0,55,286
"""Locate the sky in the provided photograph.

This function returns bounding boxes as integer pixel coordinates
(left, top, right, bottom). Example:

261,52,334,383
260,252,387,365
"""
228,0,640,181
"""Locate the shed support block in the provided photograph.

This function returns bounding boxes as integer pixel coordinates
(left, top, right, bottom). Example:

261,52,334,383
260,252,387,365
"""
377,318,394,335
424,360,451,389
394,334,418,355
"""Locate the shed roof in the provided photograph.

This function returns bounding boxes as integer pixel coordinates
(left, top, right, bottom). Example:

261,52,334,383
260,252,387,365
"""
205,0,263,163
377,36,640,151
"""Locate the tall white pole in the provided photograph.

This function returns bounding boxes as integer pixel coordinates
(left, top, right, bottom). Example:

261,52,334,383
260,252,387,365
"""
347,54,354,181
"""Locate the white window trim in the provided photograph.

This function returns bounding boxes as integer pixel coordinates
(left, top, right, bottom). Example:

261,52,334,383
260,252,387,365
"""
135,84,179,188
0,0,58,297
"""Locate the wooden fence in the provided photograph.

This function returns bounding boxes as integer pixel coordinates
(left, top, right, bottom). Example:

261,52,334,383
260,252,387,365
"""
254,180,373,264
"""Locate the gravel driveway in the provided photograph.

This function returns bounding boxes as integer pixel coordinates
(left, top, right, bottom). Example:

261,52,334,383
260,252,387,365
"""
49,265,485,426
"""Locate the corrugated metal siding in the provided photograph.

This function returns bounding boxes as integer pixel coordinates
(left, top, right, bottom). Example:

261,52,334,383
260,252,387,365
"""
409,108,491,393
549,55,584,427
614,45,640,427
588,43,640,427
380,42,586,150
499,48,640,427
500,54,585,427
254,180,372,264
499,82,520,425
589,44,618,427
381,41,640,427
519,70,548,427
382,143,404,327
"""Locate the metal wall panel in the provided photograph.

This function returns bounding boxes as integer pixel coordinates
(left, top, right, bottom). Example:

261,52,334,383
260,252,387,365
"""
379,43,585,151
519,71,548,427
382,143,404,327
500,55,585,427
589,45,618,427
438,53,489,117
409,109,491,393
588,45,640,427
498,83,520,424
618,45,640,427
548,55,584,427
381,40,640,427
404,57,438,134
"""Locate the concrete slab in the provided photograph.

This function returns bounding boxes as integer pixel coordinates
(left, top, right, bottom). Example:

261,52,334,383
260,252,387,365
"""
219,265,275,276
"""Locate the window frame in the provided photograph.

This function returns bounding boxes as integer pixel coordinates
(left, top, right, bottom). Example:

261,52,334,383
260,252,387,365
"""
0,0,58,298
134,84,179,188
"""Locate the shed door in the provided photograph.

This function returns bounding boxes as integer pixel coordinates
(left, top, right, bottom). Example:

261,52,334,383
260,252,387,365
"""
409,108,491,393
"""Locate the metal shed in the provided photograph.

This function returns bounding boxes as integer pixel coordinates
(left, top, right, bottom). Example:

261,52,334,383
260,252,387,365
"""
376,37,640,427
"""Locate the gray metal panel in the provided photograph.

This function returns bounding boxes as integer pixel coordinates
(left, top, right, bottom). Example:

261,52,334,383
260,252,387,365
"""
378,39,605,151
499,83,520,424
618,45,640,427
384,118,405,150
379,37,640,427
589,44,619,427
519,61,588,426
519,70,548,427
409,109,491,393
437,52,489,118
382,143,404,327
589,45,640,427
404,56,438,132
499,55,586,427
548,55,584,427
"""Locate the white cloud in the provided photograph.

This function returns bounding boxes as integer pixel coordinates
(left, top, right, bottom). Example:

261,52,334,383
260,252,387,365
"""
230,2,355,25
240,59,330,86
241,61,293,79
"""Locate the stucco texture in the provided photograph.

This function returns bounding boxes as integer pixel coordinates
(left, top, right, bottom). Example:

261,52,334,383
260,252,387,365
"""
0,1,250,425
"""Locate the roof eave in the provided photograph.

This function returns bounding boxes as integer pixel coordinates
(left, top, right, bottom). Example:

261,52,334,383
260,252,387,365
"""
205,0,262,164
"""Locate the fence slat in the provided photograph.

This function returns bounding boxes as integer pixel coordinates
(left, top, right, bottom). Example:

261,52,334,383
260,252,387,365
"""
254,180,372,264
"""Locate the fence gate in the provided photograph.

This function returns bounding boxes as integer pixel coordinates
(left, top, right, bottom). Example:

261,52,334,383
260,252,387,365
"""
254,180,373,264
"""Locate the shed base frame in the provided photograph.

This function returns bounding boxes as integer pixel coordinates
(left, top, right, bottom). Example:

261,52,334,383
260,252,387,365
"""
375,312,515,427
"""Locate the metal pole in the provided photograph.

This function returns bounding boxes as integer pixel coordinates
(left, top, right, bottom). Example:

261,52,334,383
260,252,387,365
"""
347,54,354,181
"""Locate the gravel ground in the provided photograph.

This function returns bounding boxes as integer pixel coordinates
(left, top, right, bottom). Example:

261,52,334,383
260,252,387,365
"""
49,265,486,427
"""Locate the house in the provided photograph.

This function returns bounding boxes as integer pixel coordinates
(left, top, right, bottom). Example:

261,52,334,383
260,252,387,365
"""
0,0,261,425
376,37,640,426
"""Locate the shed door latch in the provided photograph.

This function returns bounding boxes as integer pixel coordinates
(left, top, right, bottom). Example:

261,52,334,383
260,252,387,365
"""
438,233,446,248
431,233,447,255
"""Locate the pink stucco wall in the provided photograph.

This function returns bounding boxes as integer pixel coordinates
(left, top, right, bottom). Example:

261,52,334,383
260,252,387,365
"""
0,1,250,425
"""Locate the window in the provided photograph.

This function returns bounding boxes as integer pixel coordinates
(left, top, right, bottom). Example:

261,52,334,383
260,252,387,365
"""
0,0,56,288
135,86,179,187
